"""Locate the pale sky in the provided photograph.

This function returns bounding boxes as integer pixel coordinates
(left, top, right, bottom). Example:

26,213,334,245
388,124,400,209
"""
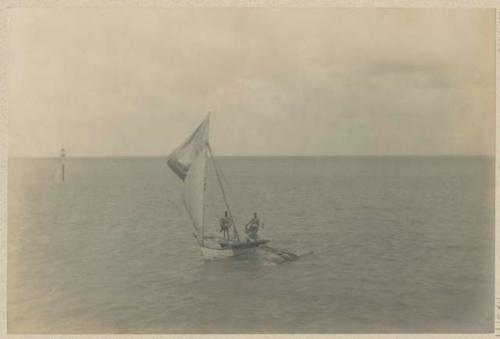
8,8,495,157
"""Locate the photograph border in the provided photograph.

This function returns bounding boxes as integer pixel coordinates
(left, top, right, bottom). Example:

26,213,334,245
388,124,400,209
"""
0,1,498,338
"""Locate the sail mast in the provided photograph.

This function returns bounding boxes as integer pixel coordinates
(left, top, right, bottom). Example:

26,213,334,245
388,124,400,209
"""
201,148,207,247
207,143,240,242
200,113,210,246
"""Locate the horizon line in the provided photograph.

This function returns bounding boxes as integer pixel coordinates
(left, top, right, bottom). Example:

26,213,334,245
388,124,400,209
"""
7,154,495,159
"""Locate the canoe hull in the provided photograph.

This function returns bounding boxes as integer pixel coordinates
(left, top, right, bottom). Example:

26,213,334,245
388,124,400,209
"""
200,239,269,260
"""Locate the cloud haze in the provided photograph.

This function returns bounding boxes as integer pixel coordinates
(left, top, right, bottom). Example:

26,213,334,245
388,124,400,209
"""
8,8,495,156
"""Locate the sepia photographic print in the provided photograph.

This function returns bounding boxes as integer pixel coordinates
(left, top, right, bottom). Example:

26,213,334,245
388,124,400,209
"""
2,2,498,337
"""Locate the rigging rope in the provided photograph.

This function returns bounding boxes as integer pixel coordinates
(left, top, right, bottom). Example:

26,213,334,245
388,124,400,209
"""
207,143,240,242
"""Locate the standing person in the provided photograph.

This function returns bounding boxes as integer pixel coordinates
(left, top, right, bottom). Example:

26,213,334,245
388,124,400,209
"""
219,211,231,240
245,212,260,241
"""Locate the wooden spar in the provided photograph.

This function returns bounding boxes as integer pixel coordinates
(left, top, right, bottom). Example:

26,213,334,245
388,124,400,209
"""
259,245,314,262
207,143,240,242
260,245,298,260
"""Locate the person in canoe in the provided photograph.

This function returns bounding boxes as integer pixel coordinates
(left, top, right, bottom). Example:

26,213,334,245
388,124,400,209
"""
219,211,232,240
245,212,261,241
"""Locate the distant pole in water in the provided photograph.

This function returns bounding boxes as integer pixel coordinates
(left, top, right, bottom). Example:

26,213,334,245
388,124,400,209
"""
60,148,66,182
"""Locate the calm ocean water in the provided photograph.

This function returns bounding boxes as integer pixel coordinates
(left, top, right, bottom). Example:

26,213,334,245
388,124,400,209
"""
8,156,494,333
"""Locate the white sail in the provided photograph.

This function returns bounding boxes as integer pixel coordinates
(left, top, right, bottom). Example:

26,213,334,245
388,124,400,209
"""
167,116,210,241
